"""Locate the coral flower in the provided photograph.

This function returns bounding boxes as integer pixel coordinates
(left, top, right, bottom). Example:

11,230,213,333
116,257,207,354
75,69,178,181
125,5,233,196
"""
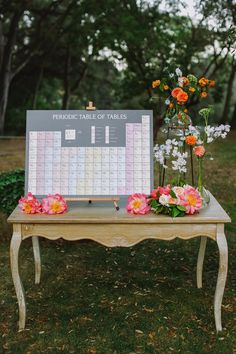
179,185,202,215
209,80,215,87
200,91,207,98
41,194,68,214
171,87,183,98
126,193,150,215
150,185,171,199
177,90,188,103
199,77,209,87
18,193,42,214
193,145,206,157
152,80,161,88
185,135,197,145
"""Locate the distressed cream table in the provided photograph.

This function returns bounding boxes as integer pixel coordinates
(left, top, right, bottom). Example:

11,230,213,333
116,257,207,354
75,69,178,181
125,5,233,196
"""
8,192,230,332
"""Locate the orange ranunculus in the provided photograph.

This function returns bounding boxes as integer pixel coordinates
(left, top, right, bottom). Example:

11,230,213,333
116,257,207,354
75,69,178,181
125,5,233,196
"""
152,80,161,88
193,145,206,157
164,84,169,90
189,86,196,93
209,80,215,87
177,90,188,103
198,77,209,87
200,91,207,98
169,102,174,109
171,87,183,98
185,135,197,145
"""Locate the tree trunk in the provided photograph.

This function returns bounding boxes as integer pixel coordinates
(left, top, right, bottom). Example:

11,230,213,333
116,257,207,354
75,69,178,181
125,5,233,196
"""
32,66,44,109
62,46,71,109
0,10,24,134
220,61,236,124
230,102,236,129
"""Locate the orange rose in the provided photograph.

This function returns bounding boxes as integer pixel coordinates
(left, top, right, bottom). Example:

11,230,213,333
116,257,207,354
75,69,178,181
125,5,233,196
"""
152,80,161,88
164,84,169,90
189,87,196,93
209,80,215,87
193,145,206,157
177,90,188,103
169,197,178,204
185,135,197,145
199,77,209,87
171,87,183,98
200,91,207,98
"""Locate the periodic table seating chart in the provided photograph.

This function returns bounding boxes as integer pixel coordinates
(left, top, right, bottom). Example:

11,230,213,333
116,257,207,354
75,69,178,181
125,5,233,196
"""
26,110,153,197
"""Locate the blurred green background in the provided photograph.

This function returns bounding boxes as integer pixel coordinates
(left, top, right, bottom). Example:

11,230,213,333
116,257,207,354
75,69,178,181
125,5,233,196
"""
0,0,235,137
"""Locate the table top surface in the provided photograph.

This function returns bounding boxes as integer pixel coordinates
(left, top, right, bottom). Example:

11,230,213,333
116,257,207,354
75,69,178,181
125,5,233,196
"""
8,192,231,224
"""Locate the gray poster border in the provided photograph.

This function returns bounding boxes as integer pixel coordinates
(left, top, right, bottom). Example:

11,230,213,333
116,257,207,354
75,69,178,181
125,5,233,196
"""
25,110,154,199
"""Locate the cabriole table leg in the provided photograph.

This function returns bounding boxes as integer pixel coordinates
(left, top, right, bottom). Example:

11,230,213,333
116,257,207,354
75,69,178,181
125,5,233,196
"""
196,236,207,288
214,224,228,332
10,224,26,330
32,236,41,284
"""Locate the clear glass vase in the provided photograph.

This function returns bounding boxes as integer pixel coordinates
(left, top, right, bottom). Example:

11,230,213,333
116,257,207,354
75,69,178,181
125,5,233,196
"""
197,158,210,208
169,113,192,136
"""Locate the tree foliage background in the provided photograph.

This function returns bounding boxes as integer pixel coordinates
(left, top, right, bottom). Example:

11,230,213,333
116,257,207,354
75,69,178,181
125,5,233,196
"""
0,0,235,137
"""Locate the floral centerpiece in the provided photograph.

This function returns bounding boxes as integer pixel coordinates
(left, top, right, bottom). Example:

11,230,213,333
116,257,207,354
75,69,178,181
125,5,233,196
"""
151,68,230,206
126,185,202,217
152,68,215,127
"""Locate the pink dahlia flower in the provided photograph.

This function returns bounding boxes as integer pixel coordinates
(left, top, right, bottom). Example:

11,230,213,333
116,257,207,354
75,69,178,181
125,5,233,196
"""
126,193,150,215
18,192,42,214
179,185,202,215
193,145,205,157
41,194,68,214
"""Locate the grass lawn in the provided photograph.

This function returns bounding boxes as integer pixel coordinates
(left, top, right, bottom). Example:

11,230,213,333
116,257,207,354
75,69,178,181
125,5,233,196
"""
0,134,235,354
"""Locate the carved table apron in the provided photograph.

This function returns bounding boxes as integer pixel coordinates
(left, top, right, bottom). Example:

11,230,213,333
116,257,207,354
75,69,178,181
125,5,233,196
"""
7,192,231,331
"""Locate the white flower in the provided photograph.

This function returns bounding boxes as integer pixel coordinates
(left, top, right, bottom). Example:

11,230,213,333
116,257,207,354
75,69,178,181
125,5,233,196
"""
169,73,174,78
176,68,182,77
159,194,170,206
165,99,170,105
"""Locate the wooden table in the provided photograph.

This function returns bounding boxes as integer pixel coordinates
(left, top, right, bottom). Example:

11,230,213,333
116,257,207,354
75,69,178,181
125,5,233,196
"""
8,192,231,332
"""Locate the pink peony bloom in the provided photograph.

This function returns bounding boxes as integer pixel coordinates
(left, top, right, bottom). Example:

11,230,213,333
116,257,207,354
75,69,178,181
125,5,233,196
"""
41,194,68,214
18,192,42,214
179,185,202,215
126,193,150,215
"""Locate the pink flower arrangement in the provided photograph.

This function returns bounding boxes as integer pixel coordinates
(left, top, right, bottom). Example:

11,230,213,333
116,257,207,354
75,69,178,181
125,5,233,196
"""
18,193,68,215
18,193,42,214
41,194,68,214
126,193,150,215
149,185,202,217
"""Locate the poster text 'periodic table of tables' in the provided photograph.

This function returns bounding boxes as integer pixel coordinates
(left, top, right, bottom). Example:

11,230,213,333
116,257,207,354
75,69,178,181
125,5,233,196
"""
26,110,153,197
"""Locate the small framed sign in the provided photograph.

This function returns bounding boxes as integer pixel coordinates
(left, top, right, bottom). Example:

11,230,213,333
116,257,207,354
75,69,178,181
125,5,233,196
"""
25,110,153,198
